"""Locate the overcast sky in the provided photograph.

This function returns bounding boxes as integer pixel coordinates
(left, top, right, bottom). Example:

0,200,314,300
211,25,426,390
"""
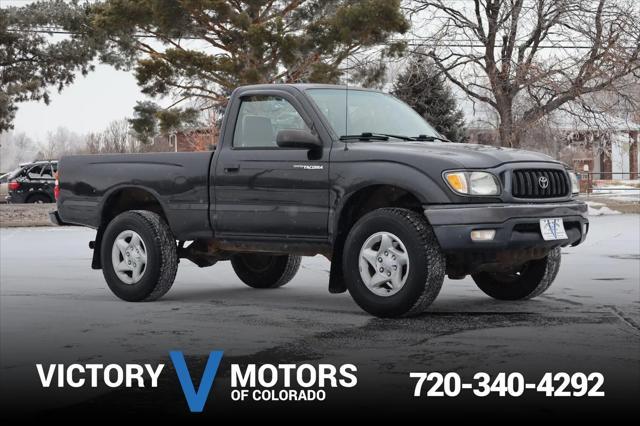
11,64,151,141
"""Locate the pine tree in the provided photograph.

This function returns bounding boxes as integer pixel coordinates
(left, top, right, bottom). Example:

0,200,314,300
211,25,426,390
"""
2,0,408,136
0,1,98,132
87,0,409,136
392,56,466,142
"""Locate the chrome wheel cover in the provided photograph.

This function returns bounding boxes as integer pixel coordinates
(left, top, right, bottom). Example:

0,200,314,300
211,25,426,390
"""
358,231,410,297
111,230,147,284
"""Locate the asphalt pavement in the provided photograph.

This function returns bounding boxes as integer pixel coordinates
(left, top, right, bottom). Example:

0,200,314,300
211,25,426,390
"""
1,215,638,417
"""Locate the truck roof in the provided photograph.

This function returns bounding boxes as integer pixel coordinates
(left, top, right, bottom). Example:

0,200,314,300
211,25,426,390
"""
18,160,58,167
233,83,381,94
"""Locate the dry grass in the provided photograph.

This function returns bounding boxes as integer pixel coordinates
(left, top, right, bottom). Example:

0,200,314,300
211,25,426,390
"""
595,199,640,214
0,204,56,227
579,196,640,214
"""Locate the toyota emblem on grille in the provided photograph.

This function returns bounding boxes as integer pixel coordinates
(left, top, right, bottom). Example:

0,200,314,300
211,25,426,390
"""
538,176,549,189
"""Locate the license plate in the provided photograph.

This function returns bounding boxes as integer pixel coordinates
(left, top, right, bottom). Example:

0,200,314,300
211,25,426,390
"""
539,218,568,241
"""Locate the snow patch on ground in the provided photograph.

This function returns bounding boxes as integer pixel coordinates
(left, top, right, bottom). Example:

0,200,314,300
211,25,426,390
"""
591,184,640,196
587,201,622,216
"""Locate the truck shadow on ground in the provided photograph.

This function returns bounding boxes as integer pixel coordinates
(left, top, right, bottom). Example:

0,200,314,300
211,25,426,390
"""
74,278,638,339
159,282,582,315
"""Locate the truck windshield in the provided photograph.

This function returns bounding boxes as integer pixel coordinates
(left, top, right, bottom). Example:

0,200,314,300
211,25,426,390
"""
306,88,440,140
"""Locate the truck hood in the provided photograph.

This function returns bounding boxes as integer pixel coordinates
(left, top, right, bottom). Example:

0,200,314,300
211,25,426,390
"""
354,141,558,169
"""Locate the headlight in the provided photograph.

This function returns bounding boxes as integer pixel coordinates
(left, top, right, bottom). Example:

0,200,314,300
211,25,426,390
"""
568,171,580,195
444,171,500,196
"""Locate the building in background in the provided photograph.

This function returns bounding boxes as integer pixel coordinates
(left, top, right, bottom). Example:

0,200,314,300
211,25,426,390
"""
171,127,219,152
467,115,639,180
148,126,219,153
558,116,638,180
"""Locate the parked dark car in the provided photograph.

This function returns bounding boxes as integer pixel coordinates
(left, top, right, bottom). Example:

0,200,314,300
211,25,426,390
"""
51,84,588,318
6,160,58,203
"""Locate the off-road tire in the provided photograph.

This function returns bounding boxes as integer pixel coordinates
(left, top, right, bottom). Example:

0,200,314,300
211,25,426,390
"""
342,208,445,318
101,210,178,301
472,247,561,300
231,253,301,289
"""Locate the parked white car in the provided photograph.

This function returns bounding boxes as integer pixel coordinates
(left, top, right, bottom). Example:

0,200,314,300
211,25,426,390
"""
0,172,10,202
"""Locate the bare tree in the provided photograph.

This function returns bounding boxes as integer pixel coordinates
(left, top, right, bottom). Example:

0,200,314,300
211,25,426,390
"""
101,119,130,153
78,119,147,154
0,131,40,170
41,127,82,159
83,132,103,154
409,0,640,147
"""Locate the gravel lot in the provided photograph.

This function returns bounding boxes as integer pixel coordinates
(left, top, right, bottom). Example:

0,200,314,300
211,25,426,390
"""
0,204,56,227
1,215,638,419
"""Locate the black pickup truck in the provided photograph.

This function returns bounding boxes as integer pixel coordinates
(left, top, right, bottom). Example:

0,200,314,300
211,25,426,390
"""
51,84,588,317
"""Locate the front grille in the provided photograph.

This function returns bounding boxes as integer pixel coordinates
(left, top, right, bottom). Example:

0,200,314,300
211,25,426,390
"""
511,169,569,198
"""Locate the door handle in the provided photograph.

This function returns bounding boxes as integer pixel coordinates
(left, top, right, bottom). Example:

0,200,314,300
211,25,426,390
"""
223,163,240,172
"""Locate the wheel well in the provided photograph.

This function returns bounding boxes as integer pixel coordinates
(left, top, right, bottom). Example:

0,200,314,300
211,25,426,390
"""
26,192,52,202
335,185,423,238
328,185,425,294
91,188,168,271
101,187,167,225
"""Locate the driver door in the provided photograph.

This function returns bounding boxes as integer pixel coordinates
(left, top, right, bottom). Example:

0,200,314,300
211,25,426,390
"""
213,90,330,241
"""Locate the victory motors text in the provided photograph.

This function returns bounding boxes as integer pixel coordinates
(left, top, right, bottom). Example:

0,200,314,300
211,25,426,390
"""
36,351,358,412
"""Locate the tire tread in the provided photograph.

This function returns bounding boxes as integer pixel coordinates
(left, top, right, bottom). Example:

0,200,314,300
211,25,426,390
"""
383,208,445,316
231,254,301,289
343,207,445,317
472,247,561,301
273,255,302,288
102,210,177,301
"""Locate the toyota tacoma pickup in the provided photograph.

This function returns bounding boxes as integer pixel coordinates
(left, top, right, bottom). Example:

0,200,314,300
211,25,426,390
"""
50,84,588,317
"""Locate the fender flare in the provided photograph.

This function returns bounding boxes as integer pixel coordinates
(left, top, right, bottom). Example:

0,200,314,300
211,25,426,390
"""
91,185,169,270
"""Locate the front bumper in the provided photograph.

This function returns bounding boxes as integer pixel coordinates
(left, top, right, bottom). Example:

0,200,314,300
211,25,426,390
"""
424,201,589,252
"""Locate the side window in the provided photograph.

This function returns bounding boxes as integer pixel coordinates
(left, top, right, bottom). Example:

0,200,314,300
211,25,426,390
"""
40,164,53,178
27,165,43,179
232,95,308,148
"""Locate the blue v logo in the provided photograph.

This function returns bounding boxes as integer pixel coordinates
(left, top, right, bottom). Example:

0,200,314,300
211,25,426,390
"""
170,350,224,413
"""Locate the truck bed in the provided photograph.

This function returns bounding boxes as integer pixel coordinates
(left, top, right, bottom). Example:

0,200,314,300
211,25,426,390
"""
57,151,215,239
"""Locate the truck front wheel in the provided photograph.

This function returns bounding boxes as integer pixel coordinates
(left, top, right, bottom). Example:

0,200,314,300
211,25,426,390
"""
472,247,561,300
101,210,178,302
342,208,445,318
231,253,301,289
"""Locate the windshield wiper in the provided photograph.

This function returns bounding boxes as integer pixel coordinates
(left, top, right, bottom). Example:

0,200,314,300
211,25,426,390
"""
413,134,451,142
339,132,449,142
339,132,413,141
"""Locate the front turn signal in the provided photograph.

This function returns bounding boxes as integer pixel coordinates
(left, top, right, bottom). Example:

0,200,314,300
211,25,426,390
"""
445,172,468,194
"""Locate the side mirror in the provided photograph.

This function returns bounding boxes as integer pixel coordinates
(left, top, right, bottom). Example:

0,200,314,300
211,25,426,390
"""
276,129,322,149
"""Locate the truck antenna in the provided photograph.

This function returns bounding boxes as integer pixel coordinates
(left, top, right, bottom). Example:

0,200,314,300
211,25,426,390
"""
344,55,349,151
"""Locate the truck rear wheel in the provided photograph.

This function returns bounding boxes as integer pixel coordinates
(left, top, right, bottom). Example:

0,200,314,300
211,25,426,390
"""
342,208,445,318
101,210,178,302
231,253,301,289
472,247,561,300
